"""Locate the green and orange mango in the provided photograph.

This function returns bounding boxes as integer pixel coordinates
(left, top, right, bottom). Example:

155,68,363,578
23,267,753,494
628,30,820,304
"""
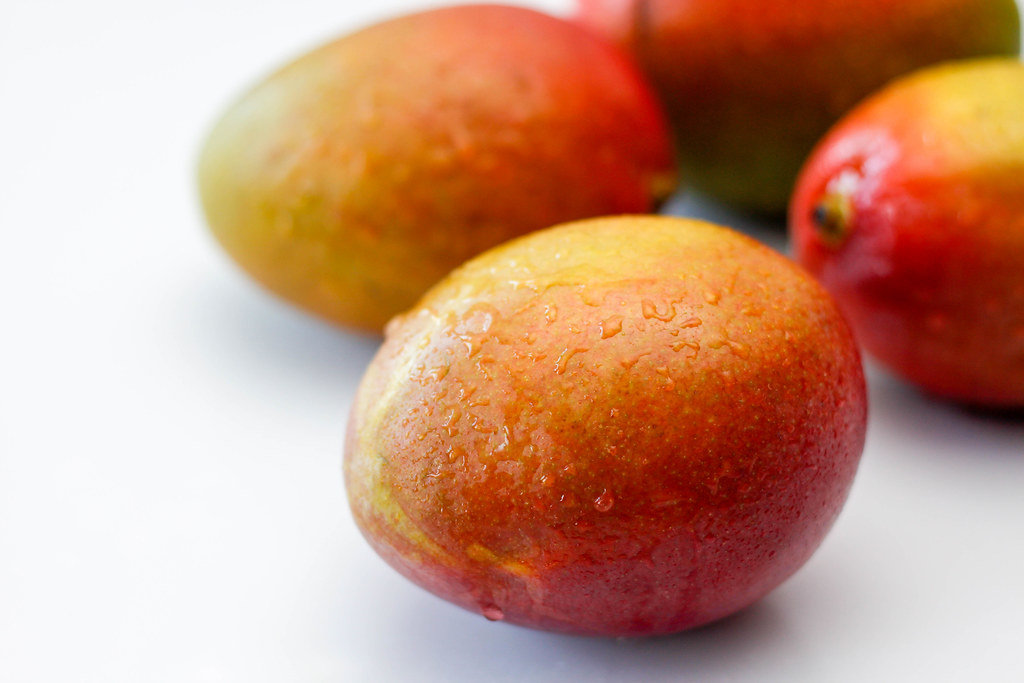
199,5,675,333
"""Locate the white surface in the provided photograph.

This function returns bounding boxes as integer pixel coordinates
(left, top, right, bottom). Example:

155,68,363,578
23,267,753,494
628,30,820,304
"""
2,1,1023,681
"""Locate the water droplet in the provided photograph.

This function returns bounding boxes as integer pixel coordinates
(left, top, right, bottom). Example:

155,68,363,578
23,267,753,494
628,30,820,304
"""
594,490,615,512
554,346,588,375
469,414,497,434
678,317,702,329
482,604,505,621
727,340,749,358
474,355,496,381
426,456,444,479
704,290,721,305
671,340,700,357
409,362,450,385
600,315,624,339
445,445,465,464
620,352,650,370
642,299,676,322
545,305,558,323
494,424,512,452
442,406,462,431
442,405,462,438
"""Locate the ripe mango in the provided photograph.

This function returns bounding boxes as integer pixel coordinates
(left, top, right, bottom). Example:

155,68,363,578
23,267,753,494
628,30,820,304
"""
345,215,867,635
198,5,675,333
791,58,1024,407
576,0,1020,213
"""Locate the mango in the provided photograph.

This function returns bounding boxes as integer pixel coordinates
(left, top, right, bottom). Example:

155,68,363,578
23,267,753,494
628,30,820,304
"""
576,0,1020,213
791,58,1024,407
198,5,675,333
344,215,867,635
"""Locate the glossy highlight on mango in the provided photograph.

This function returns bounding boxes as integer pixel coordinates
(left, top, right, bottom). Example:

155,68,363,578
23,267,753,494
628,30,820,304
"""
792,58,1024,408
198,5,675,333
344,215,867,636
576,0,1021,213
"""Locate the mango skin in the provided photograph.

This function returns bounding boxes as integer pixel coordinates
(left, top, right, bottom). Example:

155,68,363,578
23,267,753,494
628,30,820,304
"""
344,216,867,636
791,58,1024,408
576,0,1021,214
198,5,675,333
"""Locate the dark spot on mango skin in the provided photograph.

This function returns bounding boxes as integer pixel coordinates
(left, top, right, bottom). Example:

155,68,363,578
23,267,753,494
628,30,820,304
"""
812,191,854,248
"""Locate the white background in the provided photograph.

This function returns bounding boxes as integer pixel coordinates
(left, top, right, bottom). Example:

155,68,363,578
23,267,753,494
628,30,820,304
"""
2,1,1023,680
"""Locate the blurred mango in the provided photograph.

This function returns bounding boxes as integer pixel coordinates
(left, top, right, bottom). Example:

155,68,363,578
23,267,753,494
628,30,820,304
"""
577,0,1020,213
199,5,676,333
